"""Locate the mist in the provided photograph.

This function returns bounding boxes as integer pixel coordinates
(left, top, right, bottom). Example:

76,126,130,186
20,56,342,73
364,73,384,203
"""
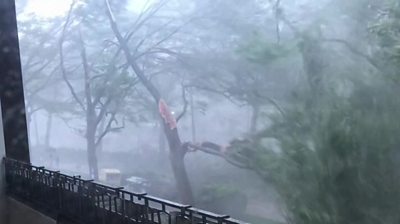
16,0,400,223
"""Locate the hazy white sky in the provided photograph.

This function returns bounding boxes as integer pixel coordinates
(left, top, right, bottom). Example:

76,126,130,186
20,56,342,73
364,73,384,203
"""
22,0,153,18
24,0,73,18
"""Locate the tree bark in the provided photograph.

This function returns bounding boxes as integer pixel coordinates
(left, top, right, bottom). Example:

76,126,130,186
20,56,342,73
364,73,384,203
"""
165,127,194,205
86,123,98,180
86,104,99,180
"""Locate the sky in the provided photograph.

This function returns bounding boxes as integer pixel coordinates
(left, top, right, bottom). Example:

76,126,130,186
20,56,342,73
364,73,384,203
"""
21,0,153,18
23,0,73,18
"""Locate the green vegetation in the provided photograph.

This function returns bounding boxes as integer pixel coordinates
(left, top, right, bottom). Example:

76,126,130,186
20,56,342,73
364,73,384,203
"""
228,1,400,223
19,0,400,223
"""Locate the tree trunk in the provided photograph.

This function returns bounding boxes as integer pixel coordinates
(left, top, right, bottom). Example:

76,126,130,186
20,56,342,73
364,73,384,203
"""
158,119,166,154
97,118,105,158
165,127,194,205
86,126,98,180
170,151,194,205
44,112,53,148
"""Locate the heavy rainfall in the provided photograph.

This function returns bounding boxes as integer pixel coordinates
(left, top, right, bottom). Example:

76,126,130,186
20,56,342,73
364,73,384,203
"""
15,0,400,223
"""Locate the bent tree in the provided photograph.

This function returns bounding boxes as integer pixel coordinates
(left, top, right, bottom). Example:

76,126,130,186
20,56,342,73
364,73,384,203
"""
105,0,194,204
103,0,273,204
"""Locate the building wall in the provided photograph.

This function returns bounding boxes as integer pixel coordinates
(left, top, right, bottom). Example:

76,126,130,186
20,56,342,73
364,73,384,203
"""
0,102,6,200
0,102,5,222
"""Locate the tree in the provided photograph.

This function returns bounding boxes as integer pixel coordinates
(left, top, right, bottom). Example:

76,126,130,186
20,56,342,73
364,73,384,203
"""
18,16,61,142
174,0,294,134
102,0,297,204
227,78,400,224
220,1,400,223
58,2,135,179
105,0,195,204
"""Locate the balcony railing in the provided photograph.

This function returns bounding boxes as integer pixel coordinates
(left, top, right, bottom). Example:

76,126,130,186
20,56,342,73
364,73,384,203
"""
4,158,246,224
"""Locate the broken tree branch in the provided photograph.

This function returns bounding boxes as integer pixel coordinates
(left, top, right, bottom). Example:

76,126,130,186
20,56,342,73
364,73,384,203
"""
186,142,252,170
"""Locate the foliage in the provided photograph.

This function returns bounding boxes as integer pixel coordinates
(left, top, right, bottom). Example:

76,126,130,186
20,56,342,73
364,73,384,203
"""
230,78,400,224
227,2,400,222
237,32,293,64
20,0,400,222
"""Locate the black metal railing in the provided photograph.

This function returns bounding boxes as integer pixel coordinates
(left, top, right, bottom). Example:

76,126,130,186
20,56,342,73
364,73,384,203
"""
4,158,246,224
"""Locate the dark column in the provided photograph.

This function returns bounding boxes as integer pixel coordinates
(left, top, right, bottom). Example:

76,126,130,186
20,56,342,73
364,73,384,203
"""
0,0,30,163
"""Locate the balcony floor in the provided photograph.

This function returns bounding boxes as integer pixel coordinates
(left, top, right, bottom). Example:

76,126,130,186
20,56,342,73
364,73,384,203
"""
0,196,55,224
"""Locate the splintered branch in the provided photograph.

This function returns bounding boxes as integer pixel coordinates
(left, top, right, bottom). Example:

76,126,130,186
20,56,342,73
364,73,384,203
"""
189,84,246,107
186,141,271,182
185,142,252,170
